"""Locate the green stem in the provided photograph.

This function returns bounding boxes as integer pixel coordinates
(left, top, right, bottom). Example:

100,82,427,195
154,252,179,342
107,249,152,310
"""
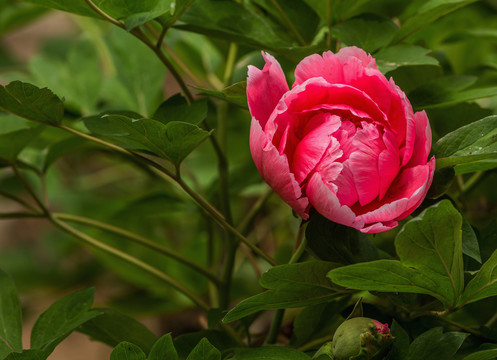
237,187,273,235
12,165,49,215
462,171,484,194
83,0,123,27
268,0,306,45
0,213,44,219
51,216,210,311
53,212,219,284
265,223,307,344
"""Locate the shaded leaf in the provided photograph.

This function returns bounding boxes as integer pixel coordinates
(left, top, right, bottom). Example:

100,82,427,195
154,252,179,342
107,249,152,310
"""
462,217,481,263
153,94,207,125
110,342,146,360
77,308,157,354
84,115,211,165
406,327,468,360
224,261,342,322
433,116,497,170
148,334,178,360
0,268,23,355
3,350,49,360
459,249,497,305
231,346,311,360
174,330,240,359
193,81,247,108
0,126,43,163
385,320,410,360
463,344,497,360
30,288,101,353
185,338,220,360
375,45,439,73
0,81,64,125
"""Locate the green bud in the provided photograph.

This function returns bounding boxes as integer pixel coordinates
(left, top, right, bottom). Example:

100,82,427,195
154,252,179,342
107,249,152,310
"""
331,317,391,360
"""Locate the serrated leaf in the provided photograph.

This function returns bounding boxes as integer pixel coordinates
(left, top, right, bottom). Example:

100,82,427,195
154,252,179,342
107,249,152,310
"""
231,346,311,360
224,261,343,322
148,334,178,360
84,115,211,165
406,327,468,360
185,338,220,360
393,0,478,43
332,17,398,53
433,116,497,170
30,288,101,353
329,201,465,309
0,268,22,354
375,45,439,73
77,308,157,354
192,81,247,108
110,342,146,360
0,81,64,125
153,94,207,125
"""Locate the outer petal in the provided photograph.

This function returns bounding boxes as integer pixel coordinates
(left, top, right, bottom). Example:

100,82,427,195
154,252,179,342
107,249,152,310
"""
247,52,289,130
406,110,432,167
293,51,344,87
307,173,364,230
336,46,376,69
250,117,309,218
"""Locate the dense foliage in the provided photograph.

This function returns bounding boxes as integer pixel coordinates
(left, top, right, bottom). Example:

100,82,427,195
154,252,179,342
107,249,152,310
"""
1,0,497,359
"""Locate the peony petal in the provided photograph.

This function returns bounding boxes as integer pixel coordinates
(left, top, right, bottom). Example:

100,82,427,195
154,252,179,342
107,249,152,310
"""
360,221,398,234
293,51,344,87
291,113,342,183
247,52,289,130
378,130,401,200
349,123,384,206
334,160,359,207
336,46,377,69
406,110,432,167
307,173,364,230
250,117,309,218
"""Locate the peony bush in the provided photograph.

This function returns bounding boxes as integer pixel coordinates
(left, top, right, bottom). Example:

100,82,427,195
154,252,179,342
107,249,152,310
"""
0,1,497,360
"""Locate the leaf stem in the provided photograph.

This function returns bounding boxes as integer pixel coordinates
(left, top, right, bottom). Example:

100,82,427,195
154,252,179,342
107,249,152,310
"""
267,0,306,45
11,164,49,215
50,216,210,311
83,0,124,28
0,190,39,213
53,212,219,284
265,223,307,344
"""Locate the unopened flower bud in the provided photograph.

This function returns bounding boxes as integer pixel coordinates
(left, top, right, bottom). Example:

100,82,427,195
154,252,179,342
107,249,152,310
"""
332,317,391,360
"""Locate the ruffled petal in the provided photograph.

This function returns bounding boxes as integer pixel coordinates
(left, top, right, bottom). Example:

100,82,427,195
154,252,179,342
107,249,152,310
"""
307,172,364,230
247,52,289,130
334,160,359,207
291,113,341,183
293,51,344,87
360,221,398,234
379,130,401,200
250,117,309,218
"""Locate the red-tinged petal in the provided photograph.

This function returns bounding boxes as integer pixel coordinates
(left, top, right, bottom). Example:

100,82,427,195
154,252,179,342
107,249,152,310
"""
291,113,342,183
334,160,359,207
293,51,344,87
250,117,309,218
406,110,432,167
360,221,398,234
379,130,401,200
354,157,435,225
349,123,384,205
307,172,364,229
247,52,289,130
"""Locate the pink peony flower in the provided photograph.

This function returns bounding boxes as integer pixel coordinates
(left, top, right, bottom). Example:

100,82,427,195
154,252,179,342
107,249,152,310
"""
247,47,435,234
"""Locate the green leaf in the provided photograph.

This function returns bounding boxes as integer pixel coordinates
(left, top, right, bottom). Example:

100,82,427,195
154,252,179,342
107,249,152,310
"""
459,248,497,305
30,288,101,353
463,345,497,360
416,87,497,109
393,0,478,43
177,0,288,48
224,261,342,322
395,200,464,300
148,334,178,360
231,346,311,360
123,0,175,30
375,45,439,73
110,342,146,360
192,81,247,108
173,330,240,359
0,2,47,36
0,81,64,125
153,95,207,125
77,308,157,354
406,327,468,360
462,217,481,263
385,320,410,360
329,201,464,308
185,338,220,360
312,342,333,360
0,126,44,163
3,350,49,360
0,268,23,355
84,115,211,165
432,116,497,170
305,212,378,264
332,17,398,53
